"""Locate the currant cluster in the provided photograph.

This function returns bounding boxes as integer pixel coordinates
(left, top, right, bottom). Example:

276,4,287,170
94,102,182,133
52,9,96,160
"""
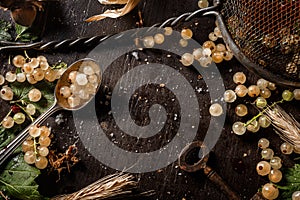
225,72,300,135
1,55,65,85
256,138,283,199
179,24,233,67
22,125,51,169
59,64,101,108
0,54,66,130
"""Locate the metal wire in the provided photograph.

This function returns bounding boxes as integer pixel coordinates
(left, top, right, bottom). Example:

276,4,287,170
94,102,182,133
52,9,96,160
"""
221,0,300,83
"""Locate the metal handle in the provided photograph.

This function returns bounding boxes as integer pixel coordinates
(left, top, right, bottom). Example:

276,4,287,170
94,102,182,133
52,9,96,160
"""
0,5,220,52
204,165,240,200
0,99,61,166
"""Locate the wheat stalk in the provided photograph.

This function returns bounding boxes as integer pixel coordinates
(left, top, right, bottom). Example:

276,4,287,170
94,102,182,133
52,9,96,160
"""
51,173,152,200
264,105,300,148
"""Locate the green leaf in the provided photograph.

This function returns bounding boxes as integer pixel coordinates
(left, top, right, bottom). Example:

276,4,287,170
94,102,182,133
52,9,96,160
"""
0,126,22,150
15,24,39,42
278,164,300,199
10,81,55,114
0,154,42,200
0,20,12,41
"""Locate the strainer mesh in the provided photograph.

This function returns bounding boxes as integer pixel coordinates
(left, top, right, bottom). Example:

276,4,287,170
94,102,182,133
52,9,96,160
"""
221,0,300,82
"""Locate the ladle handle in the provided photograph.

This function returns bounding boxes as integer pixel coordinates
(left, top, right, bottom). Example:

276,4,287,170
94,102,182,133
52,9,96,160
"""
204,166,241,200
0,101,61,166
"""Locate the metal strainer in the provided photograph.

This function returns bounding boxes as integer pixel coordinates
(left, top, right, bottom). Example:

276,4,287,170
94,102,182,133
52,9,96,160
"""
206,0,300,87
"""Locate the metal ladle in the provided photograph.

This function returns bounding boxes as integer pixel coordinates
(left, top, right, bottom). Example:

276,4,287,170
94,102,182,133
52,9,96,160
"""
179,141,240,200
0,58,102,166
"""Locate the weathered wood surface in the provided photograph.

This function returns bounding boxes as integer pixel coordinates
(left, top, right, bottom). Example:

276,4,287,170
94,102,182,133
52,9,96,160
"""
0,0,299,199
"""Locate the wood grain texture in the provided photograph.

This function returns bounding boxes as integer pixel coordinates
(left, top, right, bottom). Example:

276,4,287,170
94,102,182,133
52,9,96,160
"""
0,0,299,200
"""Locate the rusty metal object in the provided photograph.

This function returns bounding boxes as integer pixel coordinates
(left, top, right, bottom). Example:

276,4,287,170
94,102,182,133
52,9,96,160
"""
179,141,240,200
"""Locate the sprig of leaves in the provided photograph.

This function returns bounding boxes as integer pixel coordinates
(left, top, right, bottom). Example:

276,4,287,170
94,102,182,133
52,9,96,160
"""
15,24,39,42
0,154,43,200
0,20,12,41
278,164,300,199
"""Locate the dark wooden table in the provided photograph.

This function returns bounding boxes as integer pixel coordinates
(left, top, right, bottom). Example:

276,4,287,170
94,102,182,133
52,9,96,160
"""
0,0,299,199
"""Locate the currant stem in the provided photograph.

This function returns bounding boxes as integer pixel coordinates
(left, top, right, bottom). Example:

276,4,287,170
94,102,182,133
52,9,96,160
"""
16,103,34,122
0,110,13,127
244,99,284,127
33,137,38,155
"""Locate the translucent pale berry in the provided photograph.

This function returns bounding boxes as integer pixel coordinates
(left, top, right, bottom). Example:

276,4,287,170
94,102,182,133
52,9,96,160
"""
39,136,51,147
180,53,194,66
209,103,223,117
22,139,34,152
270,157,282,169
293,89,300,100
2,116,14,129
143,36,155,48
59,86,72,98
280,142,293,155
262,183,279,200
37,55,47,63
248,85,260,97
258,115,271,128
28,88,42,102
268,169,282,183
154,33,165,44
212,51,223,63
40,126,51,137
260,88,271,99
256,161,271,176
13,55,25,68
257,78,269,89
235,85,248,97
29,125,41,138
0,75,5,85
179,39,188,47
38,146,49,157
193,48,203,60
246,120,260,133
203,41,216,52
35,156,48,169
233,72,246,84
76,73,88,86
26,104,36,116
235,104,248,117
0,86,14,101
258,138,269,149
224,90,236,103
232,121,246,135
32,68,45,81
5,71,17,82
16,73,26,82
67,95,81,108
261,148,274,160
181,28,193,40
164,27,173,36
24,151,36,164
292,191,300,200
256,97,267,109
44,69,57,82
282,90,294,101
13,112,26,124
23,63,34,74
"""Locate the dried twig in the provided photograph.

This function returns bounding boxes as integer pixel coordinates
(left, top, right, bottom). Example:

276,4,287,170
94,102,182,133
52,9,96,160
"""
51,173,153,200
264,105,300,148
86,0,141,22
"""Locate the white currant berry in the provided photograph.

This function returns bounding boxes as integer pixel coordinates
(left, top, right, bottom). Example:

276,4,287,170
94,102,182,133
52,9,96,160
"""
5,71,17,82
16,73,26,82
28,88,42,102
0,86,14,101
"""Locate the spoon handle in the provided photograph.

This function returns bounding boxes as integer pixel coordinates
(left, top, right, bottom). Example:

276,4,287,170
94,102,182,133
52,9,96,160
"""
0,101,61,166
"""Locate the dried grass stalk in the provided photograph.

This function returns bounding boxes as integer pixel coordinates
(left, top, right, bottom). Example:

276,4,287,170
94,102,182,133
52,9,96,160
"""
51,173,139,200
264,105,300,148
86,0,141,22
